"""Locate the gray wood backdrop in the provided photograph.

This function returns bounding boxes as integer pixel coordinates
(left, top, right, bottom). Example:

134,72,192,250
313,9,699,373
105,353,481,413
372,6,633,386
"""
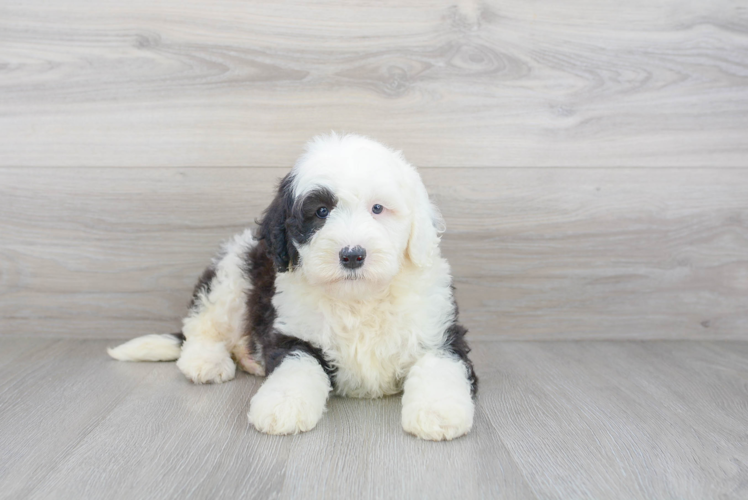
1,0,747,340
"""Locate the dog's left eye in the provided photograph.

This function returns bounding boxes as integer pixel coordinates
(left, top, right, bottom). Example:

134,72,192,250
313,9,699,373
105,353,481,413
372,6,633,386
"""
316,207,329,219
372,204,383,214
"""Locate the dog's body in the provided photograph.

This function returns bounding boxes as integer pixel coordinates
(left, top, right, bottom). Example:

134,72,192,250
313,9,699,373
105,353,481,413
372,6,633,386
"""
109,134,477,441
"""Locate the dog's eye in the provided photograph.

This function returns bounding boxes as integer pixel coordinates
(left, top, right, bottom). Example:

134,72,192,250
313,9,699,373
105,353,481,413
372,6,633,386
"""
372,204,384,215
315,207,329,219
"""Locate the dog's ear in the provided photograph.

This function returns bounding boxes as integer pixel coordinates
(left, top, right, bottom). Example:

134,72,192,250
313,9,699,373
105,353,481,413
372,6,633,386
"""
258,173,299,272
406,168,445,268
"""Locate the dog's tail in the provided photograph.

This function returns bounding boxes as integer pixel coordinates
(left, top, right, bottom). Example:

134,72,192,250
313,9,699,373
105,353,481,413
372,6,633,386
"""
107,332,185,362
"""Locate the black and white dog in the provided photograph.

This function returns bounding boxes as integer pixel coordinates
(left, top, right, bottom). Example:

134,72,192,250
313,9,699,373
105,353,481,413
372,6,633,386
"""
109,133,477,441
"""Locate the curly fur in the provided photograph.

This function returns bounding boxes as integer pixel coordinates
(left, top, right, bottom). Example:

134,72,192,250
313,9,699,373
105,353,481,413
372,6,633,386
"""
108,133,477,441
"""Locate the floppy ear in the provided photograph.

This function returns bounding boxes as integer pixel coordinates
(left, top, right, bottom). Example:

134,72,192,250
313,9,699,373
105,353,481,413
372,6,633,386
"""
258,174,298,272
406,168,445,268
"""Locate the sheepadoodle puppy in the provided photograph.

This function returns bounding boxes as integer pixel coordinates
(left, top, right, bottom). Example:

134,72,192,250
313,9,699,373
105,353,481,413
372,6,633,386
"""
108,133,477,441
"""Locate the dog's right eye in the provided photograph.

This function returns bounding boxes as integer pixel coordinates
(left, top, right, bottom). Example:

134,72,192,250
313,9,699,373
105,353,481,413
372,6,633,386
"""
315,207,329,219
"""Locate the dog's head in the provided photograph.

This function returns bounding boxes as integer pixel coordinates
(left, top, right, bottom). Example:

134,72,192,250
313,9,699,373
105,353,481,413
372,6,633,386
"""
258,133,444,297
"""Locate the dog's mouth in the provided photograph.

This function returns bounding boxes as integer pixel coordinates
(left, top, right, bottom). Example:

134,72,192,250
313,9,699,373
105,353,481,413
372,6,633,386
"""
322,270,365,284
343,271,363,281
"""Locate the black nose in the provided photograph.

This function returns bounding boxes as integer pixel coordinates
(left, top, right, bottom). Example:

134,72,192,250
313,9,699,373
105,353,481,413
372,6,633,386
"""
339,246,366,269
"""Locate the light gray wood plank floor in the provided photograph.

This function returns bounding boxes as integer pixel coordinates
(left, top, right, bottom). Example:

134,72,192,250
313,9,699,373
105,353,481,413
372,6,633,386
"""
1,338,746,499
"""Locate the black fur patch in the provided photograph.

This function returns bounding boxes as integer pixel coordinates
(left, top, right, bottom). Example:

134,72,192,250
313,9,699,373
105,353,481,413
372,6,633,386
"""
244,240,278,353
257,174,337,272
287,187,337,248
264,333,336,382
443,293,478,396
243,239,336,386
189,266,216,309
257,174,297,272
444,322,478,396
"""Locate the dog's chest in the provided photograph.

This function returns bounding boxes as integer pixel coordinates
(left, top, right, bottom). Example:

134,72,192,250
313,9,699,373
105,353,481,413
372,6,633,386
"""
273,285,422,398
321,302,418,397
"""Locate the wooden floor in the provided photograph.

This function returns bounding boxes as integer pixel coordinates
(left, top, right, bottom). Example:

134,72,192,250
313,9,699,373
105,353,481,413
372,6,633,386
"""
1,338,746,500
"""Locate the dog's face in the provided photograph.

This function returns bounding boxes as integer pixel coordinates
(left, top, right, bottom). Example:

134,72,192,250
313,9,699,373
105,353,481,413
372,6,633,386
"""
259,134,443,298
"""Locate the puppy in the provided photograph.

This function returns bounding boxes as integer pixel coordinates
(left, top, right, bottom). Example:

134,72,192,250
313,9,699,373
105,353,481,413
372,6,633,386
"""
108,133,477,441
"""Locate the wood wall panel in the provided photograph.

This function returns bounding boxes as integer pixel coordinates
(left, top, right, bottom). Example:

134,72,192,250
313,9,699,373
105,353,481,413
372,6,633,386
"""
1,0,747,167
1,167,746,340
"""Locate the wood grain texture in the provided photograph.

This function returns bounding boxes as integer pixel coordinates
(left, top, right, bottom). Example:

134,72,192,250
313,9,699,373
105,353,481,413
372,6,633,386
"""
1,0,748,167
26,354,291,500
1,167,746,340
0,337,55,367
0,340,160,499
474,341,748,499
1,339,747,499
275,395,534,499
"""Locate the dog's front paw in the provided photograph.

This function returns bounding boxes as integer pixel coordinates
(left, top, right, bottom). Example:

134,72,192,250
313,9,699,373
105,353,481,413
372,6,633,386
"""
176,339,236,384
248,389,323,435
402,397,474,441
247,354,331,435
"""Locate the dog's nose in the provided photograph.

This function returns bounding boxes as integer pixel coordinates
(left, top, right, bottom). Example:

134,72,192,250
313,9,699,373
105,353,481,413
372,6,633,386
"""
339,246,366,269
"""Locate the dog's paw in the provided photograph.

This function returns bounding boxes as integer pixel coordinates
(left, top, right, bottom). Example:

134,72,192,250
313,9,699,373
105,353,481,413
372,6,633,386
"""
247,354,331,435
402,397,474,441
248,389,323,435
176,339,236,384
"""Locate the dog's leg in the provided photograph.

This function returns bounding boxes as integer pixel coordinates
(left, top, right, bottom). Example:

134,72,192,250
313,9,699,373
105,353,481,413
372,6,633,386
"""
234,341,265,376
177,336,236,384
176,230,256,384
401,352,475,441
248,353,332,435
176,286,241,384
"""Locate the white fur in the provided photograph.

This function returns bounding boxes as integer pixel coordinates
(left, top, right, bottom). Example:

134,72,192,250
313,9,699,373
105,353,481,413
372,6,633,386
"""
248,353,332,435
290,133,445,297
272,133,456,400
181,228,255,347
401,352,475,441
176,337,236,384
273,256,455,398
107,334,182,361
174,229,258,383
